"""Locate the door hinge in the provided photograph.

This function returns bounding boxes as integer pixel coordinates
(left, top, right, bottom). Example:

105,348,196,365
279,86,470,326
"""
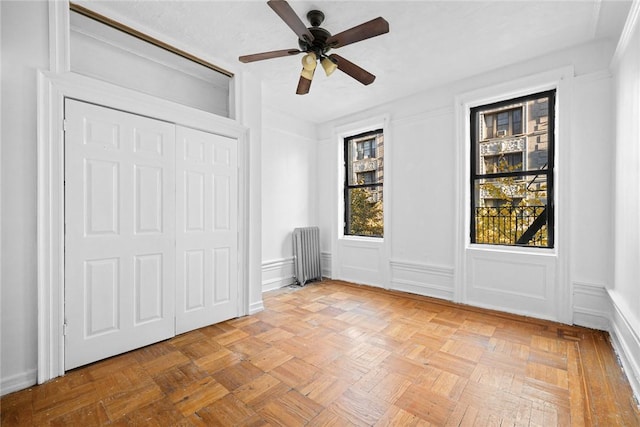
63,119,68,132
63,323,68,336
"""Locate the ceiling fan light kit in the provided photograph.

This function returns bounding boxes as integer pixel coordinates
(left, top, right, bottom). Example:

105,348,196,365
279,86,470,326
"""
239,0,389,95
301,52,317,71
321,57,337,76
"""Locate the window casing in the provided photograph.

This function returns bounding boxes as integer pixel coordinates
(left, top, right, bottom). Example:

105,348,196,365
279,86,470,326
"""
344,129,384,237
470,90,555,248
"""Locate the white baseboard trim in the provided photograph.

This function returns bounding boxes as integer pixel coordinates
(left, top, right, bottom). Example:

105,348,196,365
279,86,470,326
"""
573,282,611,330
389,260,454,301
261,257,295,292
321,251,332,279
607,290,640,402
248,300,265,315
1,369,37,397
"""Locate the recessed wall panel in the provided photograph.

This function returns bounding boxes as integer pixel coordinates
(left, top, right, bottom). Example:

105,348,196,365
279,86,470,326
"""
134,254,163,324
471,257,547,300
213,248,230,303
135,165,163,234
85,159,119,236
85,258,120,337
185,250,205,311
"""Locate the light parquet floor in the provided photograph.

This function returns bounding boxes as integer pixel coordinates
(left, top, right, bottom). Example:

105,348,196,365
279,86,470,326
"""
1,280,639,426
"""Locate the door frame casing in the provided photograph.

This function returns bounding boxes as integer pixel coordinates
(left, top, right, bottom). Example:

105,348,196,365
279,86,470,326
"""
37,70,250,383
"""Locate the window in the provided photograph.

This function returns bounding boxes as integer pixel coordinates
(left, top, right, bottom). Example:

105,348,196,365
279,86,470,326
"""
357,171,376,184
357,139,376,160
483,152,523,174
470,90,555,248
483,108,523,139
344,129,384,237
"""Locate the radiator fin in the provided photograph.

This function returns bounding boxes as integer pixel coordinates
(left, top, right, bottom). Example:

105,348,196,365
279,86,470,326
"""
293,227,322,286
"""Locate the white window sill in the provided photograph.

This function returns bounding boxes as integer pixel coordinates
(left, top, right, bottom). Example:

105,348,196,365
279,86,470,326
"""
467,243,557,257
340,235,384,243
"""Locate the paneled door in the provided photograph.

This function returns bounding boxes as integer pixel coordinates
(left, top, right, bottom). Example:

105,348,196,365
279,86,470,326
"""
64,99,176,370
175,126,238,334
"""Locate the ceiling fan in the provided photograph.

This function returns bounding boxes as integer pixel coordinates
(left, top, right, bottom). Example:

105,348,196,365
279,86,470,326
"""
239,0,389,95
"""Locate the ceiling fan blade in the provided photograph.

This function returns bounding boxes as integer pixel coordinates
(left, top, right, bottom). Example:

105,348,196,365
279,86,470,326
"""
326,17,389,49
267,0,314,43
329,54,376,85
296,67,314,95
296,76,312,95
239,49,302,63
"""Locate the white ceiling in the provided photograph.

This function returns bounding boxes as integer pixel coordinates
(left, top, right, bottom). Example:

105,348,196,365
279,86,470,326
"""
77,0,631,123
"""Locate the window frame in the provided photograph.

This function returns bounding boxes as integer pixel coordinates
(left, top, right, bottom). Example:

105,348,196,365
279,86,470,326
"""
470,89,556,248
344,129,384,238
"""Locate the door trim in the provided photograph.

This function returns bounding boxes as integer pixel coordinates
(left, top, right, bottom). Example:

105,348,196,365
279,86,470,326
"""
37,70,250,382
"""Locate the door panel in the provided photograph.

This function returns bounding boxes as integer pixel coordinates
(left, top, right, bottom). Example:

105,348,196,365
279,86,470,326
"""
64,99,176,370
175,126,239,334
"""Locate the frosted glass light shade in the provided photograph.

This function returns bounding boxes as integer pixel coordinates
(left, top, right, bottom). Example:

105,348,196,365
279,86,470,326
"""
321,57,337,76
301,52,317,71
300,67,314,80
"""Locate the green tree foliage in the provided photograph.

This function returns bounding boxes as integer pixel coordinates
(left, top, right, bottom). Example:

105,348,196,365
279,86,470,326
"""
349,186,383,237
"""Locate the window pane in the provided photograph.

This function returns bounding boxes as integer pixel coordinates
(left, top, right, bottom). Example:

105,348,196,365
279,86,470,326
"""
483,114,494,139
497,112,509,132
477,104,550,174
346,186,383,237
357,171,376,184
473,175,549,247
345,129,384,237
512,109,522,134
482,153,523,174
347,135,383,186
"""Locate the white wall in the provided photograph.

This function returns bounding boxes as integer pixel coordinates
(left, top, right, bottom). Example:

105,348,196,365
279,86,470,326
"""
317,39,616,321
261,107,317,291
69,11,230,118
611,0,640,398
1,0,49,394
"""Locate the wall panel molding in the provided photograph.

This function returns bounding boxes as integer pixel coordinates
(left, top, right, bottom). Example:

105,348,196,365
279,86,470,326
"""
321,252,332,279
0,369,37,397
261,257,295,292
572,281,611,330
248,300,265,315
608,290,640,401
390,260,454,300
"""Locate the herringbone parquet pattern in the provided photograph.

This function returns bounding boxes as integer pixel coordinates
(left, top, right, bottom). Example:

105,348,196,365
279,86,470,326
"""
1,280,638,426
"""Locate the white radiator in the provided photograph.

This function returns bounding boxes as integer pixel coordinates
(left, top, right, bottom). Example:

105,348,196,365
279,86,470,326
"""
293,227,322,286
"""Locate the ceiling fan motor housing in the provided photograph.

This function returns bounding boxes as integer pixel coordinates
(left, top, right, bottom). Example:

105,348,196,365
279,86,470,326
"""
298,10,332,56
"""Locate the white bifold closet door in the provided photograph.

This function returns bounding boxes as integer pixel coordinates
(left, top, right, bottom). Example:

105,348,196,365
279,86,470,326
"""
175,126,238,334
64,99,239,370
